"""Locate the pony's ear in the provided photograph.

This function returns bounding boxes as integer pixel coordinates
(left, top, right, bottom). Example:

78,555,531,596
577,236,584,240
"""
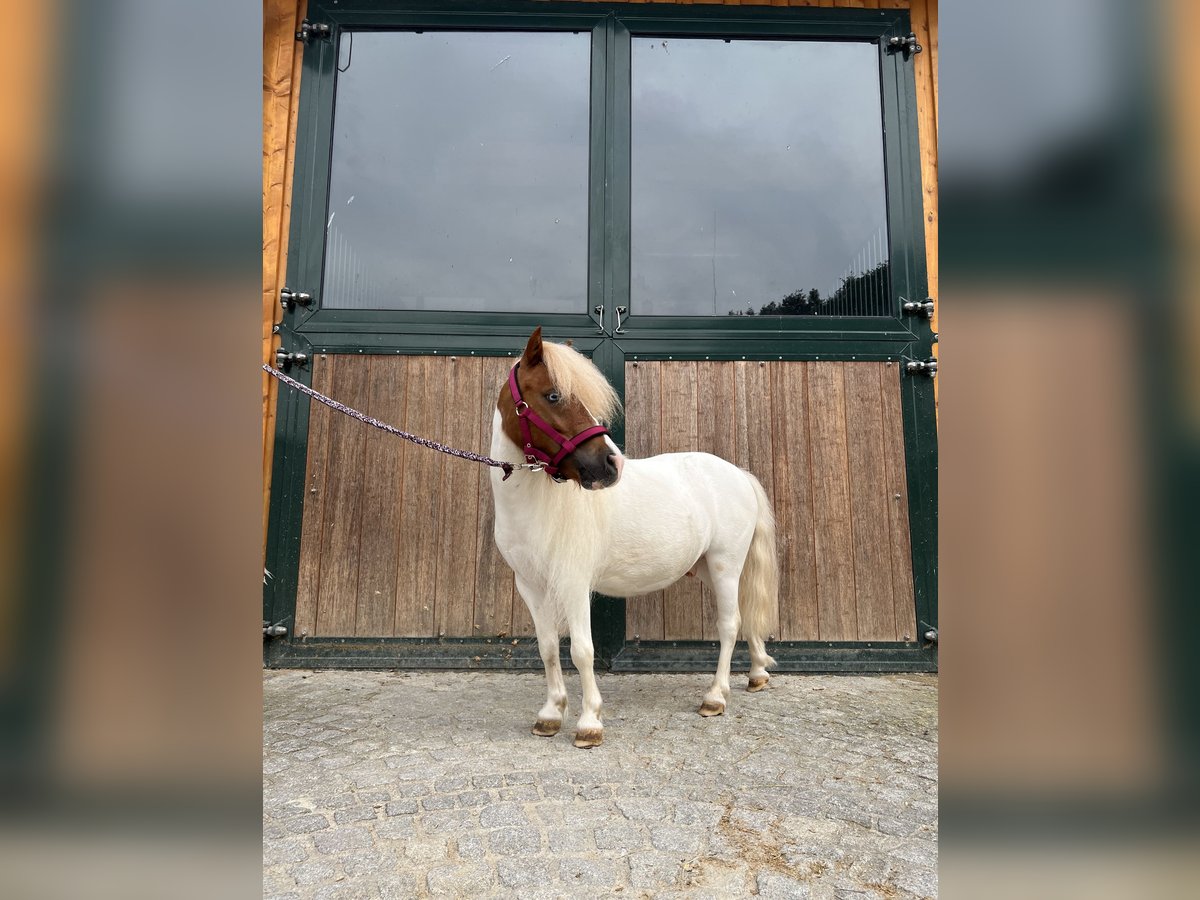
522,327,544,367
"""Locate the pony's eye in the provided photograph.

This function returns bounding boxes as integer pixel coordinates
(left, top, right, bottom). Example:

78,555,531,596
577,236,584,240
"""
546,392,561,404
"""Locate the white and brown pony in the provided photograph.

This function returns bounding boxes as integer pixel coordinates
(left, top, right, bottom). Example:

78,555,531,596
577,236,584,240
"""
490,328,778,748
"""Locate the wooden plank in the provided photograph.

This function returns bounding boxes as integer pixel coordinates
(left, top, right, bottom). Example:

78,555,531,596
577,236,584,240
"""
735,361,779,638
263,0,306,548
807,362,858,640
912,0,939,348
880,363,917,639
844,363,897,640
623,361,665,641
353,356,407,636
394,356,444,636
293,355,334,639
770,363,819,641
475,356,517,637
433,356,484,637
314,356,371,635
660,362,703,640
696,362,737,640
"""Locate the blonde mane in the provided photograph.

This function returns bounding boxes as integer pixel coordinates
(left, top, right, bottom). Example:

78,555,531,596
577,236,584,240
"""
541,340,622,425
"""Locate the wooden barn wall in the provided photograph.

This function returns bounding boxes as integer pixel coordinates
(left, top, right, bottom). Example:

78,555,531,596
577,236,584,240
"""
293,355,530,639
261,2,940,544
263,0,307,547
624,361,916,643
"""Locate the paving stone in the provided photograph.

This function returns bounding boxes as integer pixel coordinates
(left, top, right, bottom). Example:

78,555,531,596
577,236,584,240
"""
479,802,529,828
426,863,494,897
488,826,543,856
313,826,372,854
264,670,938,900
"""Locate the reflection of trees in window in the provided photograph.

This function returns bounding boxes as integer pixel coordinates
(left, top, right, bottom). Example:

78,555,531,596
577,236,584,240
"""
726,261,891,317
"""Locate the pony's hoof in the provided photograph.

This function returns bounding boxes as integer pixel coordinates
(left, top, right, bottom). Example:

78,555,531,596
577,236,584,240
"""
698,700,726,717
573,728,604,749
747,676,770,693
532,719,561,737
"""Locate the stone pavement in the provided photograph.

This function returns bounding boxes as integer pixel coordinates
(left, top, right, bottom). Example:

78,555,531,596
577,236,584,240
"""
264,670,937,899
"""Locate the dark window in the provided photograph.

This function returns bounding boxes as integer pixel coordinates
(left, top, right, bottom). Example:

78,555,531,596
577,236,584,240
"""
322,30,591,312
630,38,890,317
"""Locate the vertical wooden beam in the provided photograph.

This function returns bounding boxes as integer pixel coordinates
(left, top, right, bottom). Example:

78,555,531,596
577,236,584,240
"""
696,362,738,640
263,0,307,551
660,362,703,640
624,361,665,641
354,356,407,636
394,356,444,637
314,357,370,635
475,357,516,638
770,362,818,641
293,355,335,639
844,363,898,640
736,360,780,638
808,361,858,640
880,362,917,639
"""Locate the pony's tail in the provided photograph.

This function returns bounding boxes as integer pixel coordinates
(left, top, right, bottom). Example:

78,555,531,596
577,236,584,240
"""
738,472,778,668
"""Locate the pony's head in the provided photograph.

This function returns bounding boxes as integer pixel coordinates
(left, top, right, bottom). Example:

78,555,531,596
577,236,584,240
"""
498,327,624,490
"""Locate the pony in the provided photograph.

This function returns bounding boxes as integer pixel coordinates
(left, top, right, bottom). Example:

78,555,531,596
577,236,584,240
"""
489,327,778,748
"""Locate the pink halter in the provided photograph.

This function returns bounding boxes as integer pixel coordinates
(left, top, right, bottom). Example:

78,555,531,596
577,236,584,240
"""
508,363,610,479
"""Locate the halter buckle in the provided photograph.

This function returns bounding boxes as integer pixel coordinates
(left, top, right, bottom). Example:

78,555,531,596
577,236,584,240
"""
514,400,530,415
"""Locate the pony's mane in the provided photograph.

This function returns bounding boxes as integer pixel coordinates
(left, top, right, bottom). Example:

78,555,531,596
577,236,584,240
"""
541,340,622,425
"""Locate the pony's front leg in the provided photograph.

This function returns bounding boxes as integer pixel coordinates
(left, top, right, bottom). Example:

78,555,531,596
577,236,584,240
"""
565,592,604,749
517,578,567,737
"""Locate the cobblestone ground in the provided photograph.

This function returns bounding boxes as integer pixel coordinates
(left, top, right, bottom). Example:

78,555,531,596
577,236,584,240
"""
264,670,937,899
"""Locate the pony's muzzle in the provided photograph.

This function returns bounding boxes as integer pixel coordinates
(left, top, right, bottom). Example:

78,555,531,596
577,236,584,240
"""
579,451,622,491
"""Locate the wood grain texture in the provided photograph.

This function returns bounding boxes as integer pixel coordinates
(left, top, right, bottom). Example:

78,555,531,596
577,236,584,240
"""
770,362,818,640
476,357,517,637
844,363,897,640
393,356,444,637
263,0,306,548
354,356,407,636
623,361,665,641
660,362,703,641
314,356,370,636
881,363,917,639
735,361,779,637
912,0,939,356
293,355,334,639
807,362,858,640
434,357,484,637
696,363,737,640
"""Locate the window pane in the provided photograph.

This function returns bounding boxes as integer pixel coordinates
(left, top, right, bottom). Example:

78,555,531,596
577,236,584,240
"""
631,39,890,317
323,31,590,312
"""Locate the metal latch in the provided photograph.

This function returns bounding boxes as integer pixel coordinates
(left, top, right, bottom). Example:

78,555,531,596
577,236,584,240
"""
264,621,288,638
921,625,938,647
276,349,309,369
902,297,935,319
295,20,332,43
887,33,922,57
281,288,313,311
905,357,937,377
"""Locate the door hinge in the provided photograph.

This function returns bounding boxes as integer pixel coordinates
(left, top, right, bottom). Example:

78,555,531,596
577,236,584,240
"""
264,621,288,639
902,297,935,319
295,19,332,44
905,357,938,377
887,33,923,57
276,349,309,369
281,288,313,311
921,625,938,647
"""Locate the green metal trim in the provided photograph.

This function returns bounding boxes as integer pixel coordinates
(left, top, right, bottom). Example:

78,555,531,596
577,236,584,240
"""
612,641,935,674
269,0,938,673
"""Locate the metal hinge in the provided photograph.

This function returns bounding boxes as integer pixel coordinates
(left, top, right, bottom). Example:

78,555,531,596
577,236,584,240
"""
295,19,332,44
905,357,938,377
276,349,309,369
902,297,935,319
887,33,923,57
264,621,288,639
280,288,313,311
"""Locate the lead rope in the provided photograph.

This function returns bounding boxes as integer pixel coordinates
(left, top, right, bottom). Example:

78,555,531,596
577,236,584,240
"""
263,365,544,481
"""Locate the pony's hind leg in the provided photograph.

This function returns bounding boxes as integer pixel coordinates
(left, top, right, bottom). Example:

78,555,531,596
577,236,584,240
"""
699,571,741,717
519,578,567,737
746,635,773,692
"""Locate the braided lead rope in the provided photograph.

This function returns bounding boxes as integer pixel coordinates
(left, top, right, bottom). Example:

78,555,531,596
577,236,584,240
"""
263,364,543,481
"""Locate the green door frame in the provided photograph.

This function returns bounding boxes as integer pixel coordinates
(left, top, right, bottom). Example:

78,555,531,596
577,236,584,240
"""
265,0,937,673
